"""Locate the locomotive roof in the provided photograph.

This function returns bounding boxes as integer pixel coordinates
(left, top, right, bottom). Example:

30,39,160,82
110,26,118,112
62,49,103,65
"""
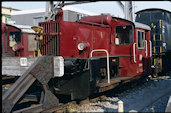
133,22,151,30
112,16,151,30
6,23,35,33
135,8,171,14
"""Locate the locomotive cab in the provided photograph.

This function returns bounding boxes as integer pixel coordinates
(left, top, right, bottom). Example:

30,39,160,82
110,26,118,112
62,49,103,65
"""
2,23,37,57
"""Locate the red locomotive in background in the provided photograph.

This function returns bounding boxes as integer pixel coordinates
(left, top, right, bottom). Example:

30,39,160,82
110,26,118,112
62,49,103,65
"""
2,23,38,57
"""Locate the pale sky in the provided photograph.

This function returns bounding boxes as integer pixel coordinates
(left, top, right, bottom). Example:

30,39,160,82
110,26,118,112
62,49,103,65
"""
2,1,171,11
2,1,171,20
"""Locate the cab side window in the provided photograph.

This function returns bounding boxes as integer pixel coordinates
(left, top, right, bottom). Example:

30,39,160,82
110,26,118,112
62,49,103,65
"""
9,31,21,42
137,30,145,49
115,25,133,45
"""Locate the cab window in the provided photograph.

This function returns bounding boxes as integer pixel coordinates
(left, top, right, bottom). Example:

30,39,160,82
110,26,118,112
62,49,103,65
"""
9,31,21,42
115,25,133,45
137,30,145,49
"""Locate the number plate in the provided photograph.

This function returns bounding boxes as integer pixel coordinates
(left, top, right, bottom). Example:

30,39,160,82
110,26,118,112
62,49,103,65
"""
20,57,28,66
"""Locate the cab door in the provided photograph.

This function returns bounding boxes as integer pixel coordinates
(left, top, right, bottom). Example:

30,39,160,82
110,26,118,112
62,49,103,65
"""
111,25,137,77
135,29,147,75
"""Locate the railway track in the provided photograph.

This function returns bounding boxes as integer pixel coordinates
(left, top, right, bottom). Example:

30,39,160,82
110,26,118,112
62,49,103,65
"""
2,75,170,112
1,74,139,112
61,75,171,112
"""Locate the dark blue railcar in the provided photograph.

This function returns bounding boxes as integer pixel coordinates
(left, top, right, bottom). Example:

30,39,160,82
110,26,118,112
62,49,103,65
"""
135,8,171,74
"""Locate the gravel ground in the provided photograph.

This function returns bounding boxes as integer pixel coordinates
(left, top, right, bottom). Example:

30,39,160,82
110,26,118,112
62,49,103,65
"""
67,75,171,112
142,93,170,112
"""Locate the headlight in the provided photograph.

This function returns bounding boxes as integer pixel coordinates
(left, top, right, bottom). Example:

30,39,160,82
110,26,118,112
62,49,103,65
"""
78,43,85,50
77,42,90,51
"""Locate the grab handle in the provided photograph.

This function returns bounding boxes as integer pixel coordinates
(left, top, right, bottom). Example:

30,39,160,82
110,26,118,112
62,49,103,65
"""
133,43,136,63
149,40,152,57
90,49,110,83
145,40,148,57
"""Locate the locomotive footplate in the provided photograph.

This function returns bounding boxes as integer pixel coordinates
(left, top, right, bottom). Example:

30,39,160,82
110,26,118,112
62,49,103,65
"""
52,57,119,100
97,76,141,93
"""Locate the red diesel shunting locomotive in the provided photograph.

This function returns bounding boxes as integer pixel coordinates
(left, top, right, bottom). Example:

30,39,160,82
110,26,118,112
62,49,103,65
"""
37,9,152,100
2,23,37,57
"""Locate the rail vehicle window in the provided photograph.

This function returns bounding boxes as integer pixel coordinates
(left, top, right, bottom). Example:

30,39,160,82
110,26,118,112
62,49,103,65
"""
115,25,133,45
9,32,21,42
137,30,145,49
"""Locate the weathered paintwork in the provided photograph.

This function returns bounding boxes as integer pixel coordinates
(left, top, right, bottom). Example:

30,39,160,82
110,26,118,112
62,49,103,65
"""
2,23,35,57
39,9,151,77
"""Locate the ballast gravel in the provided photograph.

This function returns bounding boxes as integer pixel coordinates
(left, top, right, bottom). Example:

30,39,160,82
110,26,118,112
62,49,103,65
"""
67,75,171,112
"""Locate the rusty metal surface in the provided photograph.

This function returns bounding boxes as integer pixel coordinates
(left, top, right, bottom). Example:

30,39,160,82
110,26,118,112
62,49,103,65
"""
13,103,67,113
39,22,60,56
97,76,137,93
2,74,36,113
13,104,43,113
2,56,59,113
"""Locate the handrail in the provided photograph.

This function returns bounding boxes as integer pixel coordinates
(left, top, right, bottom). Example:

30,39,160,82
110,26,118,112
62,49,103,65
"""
149,40,152,57
133,43,136,63
90,49,110,83
145,40,148,57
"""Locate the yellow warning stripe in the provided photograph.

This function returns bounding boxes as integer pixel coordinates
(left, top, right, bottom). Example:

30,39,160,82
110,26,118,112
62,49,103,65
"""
160,47,162,53
160,34,162,40
154,47,156,53
160,58,162,70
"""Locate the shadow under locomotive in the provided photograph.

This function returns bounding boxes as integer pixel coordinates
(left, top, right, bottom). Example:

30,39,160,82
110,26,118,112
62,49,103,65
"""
50,57,150,100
